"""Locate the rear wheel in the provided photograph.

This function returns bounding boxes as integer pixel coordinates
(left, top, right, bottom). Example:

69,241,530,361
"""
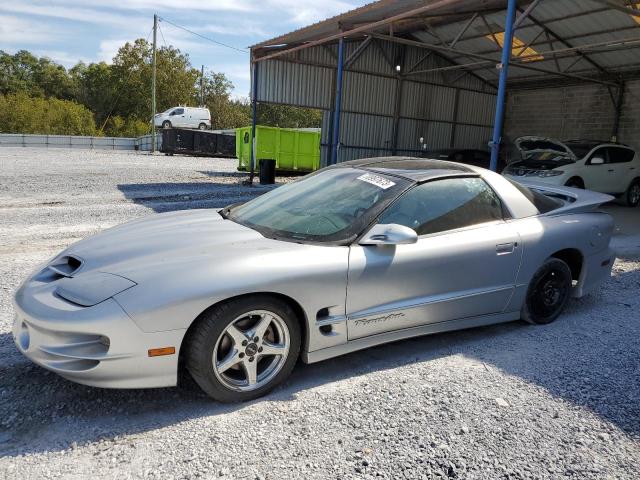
198,123,207,130
162,120,172,129
565,177,584,189
624,179,640,207
185,296,300,402
522,258,572,325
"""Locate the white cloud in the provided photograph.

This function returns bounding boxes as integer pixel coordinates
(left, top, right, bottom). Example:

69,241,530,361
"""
2,0,369,95
33,50,92,68
202,22,269,38
0,3,144,29
262,0,355,25
0,14,65,45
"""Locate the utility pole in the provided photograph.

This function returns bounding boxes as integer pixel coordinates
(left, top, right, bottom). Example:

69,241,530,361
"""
151,14,158,153
200,65,205,106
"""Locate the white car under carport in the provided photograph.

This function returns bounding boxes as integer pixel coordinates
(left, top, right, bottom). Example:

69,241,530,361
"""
503,137,640,207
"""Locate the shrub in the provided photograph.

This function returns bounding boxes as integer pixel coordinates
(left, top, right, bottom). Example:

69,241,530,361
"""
0,92,96,135
103,115,150,137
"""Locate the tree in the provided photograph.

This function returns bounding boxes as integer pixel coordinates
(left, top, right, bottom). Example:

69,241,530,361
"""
0,44,324,137
257,103,322,129
103,115,149,137
70,61,116,128
109,39,199,122
201,72,251,129
0,91,96,135
0,50,75,99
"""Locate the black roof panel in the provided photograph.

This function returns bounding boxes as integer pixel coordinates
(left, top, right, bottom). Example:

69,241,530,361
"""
334,156,476,182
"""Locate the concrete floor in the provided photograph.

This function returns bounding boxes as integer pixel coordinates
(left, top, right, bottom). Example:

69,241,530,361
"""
603,204,640,237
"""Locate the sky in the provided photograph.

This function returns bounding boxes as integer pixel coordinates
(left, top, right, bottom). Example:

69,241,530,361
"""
1,0,371,98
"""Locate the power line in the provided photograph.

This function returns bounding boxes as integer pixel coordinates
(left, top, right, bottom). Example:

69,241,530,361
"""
158,21,168,49
159,16,249,54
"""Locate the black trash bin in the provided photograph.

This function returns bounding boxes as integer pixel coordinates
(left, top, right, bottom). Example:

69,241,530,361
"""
259,159,276,185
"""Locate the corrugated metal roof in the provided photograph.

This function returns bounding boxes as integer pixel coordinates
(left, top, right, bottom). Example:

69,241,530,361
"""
253,0,640,86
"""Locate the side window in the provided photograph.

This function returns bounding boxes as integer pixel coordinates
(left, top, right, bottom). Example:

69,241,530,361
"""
377,177,504,236
587,147,608,165
173,108,184,116
607,147,635,164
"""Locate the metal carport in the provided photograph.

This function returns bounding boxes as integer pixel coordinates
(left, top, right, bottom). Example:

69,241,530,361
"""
248,0,640,173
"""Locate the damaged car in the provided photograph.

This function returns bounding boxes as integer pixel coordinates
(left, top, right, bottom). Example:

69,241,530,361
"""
14,158,616,402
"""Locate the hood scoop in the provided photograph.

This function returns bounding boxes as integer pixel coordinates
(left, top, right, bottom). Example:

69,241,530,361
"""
55,272,137,307
48,255,84,278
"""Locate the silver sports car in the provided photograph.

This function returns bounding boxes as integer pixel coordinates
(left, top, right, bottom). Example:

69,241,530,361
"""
13,158,615,402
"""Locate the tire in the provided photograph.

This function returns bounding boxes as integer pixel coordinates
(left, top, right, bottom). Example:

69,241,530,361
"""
521,258,573,325
198,123,207,130
565,177,584,189
624,179,640,207
162,120,172,129
185,295,301,402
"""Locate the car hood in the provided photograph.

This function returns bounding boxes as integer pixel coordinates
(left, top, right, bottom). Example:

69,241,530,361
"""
514,136,576,161
61,209,277,281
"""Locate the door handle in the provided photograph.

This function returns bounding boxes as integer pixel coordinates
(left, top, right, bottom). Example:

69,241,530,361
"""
607,169,614,172
496,242,515,255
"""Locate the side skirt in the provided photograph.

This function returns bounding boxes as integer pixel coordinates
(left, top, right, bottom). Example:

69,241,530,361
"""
302,310,521,364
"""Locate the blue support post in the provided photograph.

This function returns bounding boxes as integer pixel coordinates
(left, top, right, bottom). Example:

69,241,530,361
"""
489,0,517,172
331,38,345,166
250,61,259,183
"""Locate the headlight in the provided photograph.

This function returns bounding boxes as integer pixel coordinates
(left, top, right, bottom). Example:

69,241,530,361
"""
537,170,564,177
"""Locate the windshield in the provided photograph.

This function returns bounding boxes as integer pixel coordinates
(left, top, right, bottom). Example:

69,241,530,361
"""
226,168,411,244
565,143,597,159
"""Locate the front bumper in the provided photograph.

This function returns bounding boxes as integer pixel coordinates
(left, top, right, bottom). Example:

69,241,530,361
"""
13,282,185,389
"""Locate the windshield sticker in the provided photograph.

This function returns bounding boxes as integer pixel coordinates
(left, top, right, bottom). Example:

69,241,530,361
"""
357,173,396,190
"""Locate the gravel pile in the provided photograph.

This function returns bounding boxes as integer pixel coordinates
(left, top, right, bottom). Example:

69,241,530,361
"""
0,147,639,479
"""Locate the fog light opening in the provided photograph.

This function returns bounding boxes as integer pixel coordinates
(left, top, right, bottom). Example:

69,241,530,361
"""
19,322,30,350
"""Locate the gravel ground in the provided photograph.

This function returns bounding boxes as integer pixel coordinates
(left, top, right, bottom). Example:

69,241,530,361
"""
0,147,639,479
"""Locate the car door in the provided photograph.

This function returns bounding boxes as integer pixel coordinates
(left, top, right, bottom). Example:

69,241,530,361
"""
171,108,185,127
581,147,616,192
346,177,522,340
606,147,636,194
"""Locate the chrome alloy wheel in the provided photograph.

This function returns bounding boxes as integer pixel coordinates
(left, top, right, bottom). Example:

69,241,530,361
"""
212,310,290,392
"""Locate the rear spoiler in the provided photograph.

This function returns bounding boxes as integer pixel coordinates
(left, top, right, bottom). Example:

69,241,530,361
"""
516,179,614,215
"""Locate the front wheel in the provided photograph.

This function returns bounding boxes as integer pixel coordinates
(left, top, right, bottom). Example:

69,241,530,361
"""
565,177,584,189
162,120,172,129
185,296,300,402
522,258,572,325
624,179,640,207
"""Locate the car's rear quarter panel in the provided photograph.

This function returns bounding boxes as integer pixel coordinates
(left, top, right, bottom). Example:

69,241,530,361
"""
506,212,615,312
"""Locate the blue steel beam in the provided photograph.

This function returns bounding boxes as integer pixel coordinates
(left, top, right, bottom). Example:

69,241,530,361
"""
489,0,517,172
250,61,259,183
331,38,345,166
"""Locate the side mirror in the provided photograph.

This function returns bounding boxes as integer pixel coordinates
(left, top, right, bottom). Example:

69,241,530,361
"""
590,157,605,165
360,224,418,246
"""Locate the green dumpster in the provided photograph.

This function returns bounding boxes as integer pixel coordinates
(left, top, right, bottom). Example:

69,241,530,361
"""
236,125,321,173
